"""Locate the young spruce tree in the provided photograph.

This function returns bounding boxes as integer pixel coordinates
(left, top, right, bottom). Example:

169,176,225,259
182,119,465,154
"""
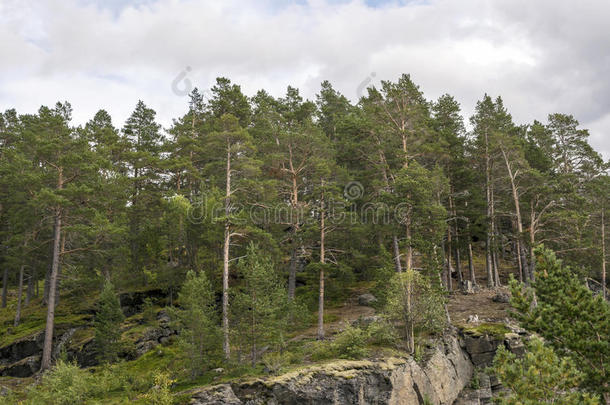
94,280,125,363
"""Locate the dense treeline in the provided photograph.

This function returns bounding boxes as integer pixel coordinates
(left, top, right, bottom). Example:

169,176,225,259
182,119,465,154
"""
0,74,608,371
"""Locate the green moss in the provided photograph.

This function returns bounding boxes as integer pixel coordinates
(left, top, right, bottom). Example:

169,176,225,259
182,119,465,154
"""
461,322,510,339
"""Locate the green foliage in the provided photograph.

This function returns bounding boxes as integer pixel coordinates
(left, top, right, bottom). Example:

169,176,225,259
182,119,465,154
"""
385,270,447,337
142,297,156,324
170,270,221,378
493,337,600,404
24,359,93,405
142,371,175,405
94,280,125,363
232,243,290,365
461,322,510,339
508,247,610,395
331,324,369,359
365,318,399,347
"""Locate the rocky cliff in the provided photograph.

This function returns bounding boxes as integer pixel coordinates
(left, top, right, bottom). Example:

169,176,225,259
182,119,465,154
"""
188,331,474,405
187,325,528,405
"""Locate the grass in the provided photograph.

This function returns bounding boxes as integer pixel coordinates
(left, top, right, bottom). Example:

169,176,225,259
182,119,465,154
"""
461,322,510,339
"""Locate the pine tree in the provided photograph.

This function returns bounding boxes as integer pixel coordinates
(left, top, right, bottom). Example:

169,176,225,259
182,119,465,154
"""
493,337,600,404
93,280,125,363
232,243,289,366
509,247,610,397
171,270,221,377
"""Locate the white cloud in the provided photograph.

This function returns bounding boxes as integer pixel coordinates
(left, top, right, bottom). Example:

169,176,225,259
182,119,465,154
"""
0,0,608,159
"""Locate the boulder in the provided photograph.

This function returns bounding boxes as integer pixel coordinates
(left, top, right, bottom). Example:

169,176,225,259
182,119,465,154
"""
357,293,378,306
491,293,510,303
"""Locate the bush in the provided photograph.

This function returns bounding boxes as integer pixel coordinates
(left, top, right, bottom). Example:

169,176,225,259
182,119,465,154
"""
308,340,336,362
307,324,370,361
365,318,398,347
262,352,291,375
141,371,175,405
332,325,369,359
493,337,600,404
25,360,94,405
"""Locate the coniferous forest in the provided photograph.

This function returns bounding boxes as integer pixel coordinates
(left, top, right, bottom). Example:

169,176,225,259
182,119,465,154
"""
1,75,609,404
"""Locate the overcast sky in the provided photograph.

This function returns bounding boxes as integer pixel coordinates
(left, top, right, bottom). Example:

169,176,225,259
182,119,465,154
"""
1,0,608,159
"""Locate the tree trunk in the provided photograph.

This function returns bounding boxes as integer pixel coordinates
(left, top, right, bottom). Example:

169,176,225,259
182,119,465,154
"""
484,130,494,288
446,230,453,291
449,193,462,284
392,235,402,273
601,208,606,300
41,209,62,371
405,273,414,354
222,141,231,361
528,202,537,283
515,239,523,283
26,267,35,306
405,217,413,271
288,246,297,300
14,264,25,327
317,190,326,340
468,242,476,285
490,186,500,287
501,146,528,284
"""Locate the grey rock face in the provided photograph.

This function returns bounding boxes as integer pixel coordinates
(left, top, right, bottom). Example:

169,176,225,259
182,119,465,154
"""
188,333,473,405
357,293,378,306
461,334,501,368
491,293,510,304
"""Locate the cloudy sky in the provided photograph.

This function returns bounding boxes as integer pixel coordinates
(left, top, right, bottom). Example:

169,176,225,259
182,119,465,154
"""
1,0,608,159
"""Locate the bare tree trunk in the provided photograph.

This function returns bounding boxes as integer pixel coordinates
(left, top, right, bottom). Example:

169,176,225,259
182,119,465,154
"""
288,171,299,299
317,187,326,340
490,186,500,287
449,193,463,284
222,141,231,361
468,242,476,285
493,248,501,287
405,216,413,271
501,145,528,284
405,273,414,354
515,239,523,283
602,208,606,300
485,234,494,287
392,235,402,273
41,208,62,371
484,131,494,288
288,247,297,300
528,202,537,283
446,229,453,291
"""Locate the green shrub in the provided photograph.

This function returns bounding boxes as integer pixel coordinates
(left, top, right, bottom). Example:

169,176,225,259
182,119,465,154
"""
493,337,600,404
365,319,398,347
308,340,336,361
94,280,125,364
142,297,157,324
332,325,369,359
141,371,175,405
262,352,291,375
25,360,94,405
